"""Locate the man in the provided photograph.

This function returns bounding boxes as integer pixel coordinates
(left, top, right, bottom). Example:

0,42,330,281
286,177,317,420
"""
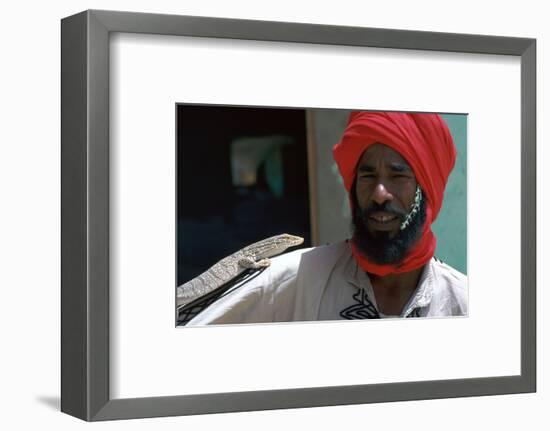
184,111,467,324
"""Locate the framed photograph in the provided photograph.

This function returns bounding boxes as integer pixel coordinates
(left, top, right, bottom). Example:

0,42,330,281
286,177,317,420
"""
61,9,536,421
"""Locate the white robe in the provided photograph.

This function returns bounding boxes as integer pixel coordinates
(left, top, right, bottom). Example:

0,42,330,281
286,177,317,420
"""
186,240,468,325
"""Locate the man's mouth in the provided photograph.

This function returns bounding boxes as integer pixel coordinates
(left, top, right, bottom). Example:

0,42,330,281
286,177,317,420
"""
369,212,398,224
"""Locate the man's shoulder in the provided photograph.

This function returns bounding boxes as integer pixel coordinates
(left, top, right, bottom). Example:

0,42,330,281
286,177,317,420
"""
295,240,350,264
233,240,350,299
270,240,350,271
267,245,310,275
431,258,467,289
428,258,468,316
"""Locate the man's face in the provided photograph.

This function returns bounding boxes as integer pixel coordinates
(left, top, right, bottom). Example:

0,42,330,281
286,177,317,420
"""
352,143,426,265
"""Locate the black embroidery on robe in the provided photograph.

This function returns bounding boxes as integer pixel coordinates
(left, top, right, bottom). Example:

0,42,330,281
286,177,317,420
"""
339,287,380,319
176,267,267,326
406,307,421,318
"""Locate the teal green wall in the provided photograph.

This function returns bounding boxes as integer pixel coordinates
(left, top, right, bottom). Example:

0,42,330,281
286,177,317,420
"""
431,114,467,274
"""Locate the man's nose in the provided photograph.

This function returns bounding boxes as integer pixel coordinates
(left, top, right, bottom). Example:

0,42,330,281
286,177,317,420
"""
372,183,394,205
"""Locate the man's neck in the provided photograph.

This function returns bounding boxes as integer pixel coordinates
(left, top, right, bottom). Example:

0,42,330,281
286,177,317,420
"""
368,266,425,316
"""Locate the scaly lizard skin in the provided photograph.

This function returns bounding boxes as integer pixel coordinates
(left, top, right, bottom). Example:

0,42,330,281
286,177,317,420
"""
176,234,304,308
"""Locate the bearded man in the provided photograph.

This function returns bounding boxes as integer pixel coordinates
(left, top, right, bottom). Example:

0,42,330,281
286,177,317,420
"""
182,111,467,325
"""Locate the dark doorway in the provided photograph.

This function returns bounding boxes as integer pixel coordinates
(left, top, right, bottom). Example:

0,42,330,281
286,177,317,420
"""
177,105,311,285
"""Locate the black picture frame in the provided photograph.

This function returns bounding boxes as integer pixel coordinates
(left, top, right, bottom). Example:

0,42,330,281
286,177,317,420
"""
61,9,536,421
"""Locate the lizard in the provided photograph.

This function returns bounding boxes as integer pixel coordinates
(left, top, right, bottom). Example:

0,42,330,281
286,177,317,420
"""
176,233,304,311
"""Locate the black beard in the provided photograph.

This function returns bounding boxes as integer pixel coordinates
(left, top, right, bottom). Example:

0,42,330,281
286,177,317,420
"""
351,191,427,266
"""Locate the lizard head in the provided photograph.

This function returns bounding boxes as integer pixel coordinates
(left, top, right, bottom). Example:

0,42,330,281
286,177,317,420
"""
279,234,305,247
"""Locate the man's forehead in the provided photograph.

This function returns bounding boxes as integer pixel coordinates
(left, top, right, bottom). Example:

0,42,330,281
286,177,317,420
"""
358,143,411,168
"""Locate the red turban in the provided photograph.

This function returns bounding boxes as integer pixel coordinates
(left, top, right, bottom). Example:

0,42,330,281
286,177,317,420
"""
333,111,456,276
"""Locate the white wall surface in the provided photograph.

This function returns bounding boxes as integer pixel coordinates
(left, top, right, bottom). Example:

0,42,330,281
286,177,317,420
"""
0,0,547,429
